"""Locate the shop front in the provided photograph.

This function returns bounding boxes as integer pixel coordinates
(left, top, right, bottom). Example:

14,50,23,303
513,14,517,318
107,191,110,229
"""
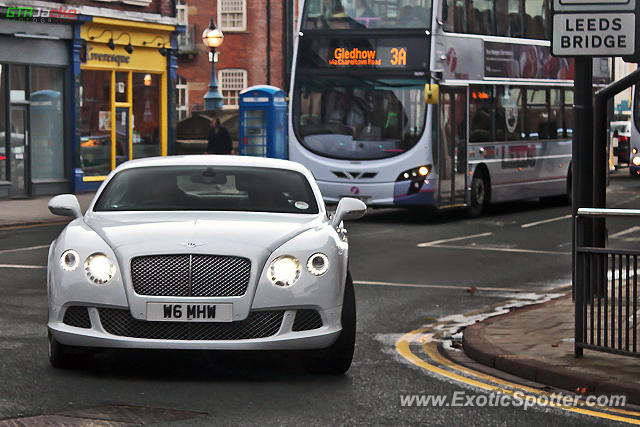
0,20,73,198
76,18,177,191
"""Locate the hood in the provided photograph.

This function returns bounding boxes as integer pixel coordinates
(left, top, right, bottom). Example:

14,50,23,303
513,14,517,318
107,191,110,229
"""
84,211,325,254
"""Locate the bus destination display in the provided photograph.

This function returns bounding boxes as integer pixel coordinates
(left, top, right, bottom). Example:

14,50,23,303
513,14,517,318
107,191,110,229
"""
329,47,408,68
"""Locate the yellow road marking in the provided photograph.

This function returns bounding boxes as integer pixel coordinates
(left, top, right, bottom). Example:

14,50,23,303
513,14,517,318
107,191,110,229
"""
396,329,640,424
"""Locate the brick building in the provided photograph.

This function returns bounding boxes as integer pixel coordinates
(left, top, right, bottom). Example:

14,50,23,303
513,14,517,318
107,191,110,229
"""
175,0,299,120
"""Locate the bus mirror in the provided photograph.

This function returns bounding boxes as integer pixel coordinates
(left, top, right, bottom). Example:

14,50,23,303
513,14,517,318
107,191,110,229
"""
425,84,439,104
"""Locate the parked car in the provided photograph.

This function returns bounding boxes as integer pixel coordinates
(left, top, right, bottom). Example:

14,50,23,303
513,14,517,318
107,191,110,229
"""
610,121,632,170
46,155,366,374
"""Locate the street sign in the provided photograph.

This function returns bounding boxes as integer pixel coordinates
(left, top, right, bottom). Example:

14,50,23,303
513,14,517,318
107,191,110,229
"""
552,0,640,61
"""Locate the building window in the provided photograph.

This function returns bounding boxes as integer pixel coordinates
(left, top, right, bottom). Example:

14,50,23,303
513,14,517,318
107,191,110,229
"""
176,0,188,25
218,0,247,31
176,75,189,121
218,69,247,109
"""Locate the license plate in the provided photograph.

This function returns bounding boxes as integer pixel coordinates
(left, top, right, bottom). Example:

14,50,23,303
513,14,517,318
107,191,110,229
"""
146,303,233,322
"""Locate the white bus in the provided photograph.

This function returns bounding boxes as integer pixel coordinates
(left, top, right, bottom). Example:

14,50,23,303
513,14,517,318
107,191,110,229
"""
288,0,610,215
630,86,640,177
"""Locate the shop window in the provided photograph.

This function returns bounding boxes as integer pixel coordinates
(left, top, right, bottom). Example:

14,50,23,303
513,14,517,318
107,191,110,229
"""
132,73,161,159
218,0,247,31
176,75,189,121
469,85,494,142
176,0,188,25
10,65,26,102
0,65,5,181
30,67,65,180
525,89,548,140
219,69,247,109
79,70,112,177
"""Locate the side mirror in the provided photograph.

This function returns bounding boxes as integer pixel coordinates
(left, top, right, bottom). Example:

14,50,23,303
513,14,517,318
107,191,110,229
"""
48,194,82,218
331,197,367,227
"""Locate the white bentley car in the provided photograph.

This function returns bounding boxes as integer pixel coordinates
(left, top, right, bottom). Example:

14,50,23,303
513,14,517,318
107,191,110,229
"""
47,156,366,374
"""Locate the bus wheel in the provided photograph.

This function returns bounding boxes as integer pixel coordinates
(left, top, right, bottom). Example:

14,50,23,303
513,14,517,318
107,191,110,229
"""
468,171,488,217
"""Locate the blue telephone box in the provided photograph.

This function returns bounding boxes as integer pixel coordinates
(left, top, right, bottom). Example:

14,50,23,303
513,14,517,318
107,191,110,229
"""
238,85,288,159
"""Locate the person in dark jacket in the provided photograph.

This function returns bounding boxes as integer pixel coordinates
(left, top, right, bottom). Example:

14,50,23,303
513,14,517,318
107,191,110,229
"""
206,118,233,154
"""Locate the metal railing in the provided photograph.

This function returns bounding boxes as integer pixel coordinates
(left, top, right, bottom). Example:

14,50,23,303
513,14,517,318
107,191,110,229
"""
575,208,640,357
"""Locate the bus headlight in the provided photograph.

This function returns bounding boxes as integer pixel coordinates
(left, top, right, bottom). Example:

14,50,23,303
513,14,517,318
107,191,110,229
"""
633,148,638,154
633,156,640,166
397,165,431,181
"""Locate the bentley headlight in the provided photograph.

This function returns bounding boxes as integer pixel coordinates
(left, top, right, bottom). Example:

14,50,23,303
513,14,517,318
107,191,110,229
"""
84,253,116,284
269,255,301,287
60,250,80,272
307,253,329,276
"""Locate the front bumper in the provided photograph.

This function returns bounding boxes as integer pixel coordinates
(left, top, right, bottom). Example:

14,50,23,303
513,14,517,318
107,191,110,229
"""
49,306,342,350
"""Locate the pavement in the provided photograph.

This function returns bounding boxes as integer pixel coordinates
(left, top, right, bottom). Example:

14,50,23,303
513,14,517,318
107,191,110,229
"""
462,293,640,404
0,192,94,228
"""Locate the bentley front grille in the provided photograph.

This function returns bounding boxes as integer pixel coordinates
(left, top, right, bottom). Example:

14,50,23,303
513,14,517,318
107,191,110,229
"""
130,255,251,297
98,309,284,340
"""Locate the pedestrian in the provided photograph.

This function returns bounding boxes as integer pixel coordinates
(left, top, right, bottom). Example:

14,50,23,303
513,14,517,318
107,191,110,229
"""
206,118,233,154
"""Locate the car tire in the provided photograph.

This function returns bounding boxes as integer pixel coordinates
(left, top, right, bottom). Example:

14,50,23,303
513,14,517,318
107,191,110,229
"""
467,171,488,218
304,272,356,375
48,331,77,369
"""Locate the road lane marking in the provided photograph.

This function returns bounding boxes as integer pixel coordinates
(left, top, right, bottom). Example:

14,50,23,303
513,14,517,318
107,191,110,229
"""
0,244,50,254
0,264,46,269
395,330,640,423
354,280,527,293
417,232,492,247
433,245,570,256
521,215,571,229
609,226,640,239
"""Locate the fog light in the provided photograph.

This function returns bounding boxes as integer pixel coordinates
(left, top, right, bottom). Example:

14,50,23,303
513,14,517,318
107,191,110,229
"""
307,253,329,276
60,250,80,272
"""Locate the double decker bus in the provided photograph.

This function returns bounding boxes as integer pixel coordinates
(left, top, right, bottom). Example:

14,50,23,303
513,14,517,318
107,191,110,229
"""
289,0,610,215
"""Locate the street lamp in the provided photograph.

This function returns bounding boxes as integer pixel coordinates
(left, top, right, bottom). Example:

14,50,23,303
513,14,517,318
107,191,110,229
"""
202,19,224,111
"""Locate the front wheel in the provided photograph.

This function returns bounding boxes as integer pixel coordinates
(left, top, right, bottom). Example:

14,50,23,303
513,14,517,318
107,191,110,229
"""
467,171,488,217
304,272,356,375
48,331,83,368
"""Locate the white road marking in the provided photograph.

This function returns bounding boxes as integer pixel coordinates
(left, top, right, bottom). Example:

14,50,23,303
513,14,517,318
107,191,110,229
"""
417,232,492,247
433,245,571,255
0,244,50,254
520,214,571,229
0,264,46,269
354,280,526,292
609,225,640,239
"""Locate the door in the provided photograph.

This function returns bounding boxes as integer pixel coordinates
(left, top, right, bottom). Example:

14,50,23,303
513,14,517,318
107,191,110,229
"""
115,107,130,167
439,87,467,206
9,107,29,198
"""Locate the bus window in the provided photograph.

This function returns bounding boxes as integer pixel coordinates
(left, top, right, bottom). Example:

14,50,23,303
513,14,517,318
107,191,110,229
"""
525,89,547,140
496,86,523,141
550,89,562,139
564,89,574,138
302,0,432,30
524,0,549,39
469,85,494,142
468,0,493,35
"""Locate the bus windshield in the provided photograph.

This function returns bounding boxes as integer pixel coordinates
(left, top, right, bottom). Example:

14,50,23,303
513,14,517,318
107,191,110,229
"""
302,0,432,30
292,76,427,160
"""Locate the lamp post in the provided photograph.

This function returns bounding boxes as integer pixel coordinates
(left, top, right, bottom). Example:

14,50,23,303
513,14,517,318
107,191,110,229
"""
202,20,224,111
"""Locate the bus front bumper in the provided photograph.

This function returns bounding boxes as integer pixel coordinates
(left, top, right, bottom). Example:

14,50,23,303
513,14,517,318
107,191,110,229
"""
317,180,438,207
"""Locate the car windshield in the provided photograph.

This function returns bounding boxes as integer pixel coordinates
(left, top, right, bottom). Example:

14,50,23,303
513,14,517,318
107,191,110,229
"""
94,166,320,214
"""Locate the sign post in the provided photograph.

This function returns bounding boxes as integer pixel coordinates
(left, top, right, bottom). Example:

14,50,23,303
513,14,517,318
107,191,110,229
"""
552,0,640,357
